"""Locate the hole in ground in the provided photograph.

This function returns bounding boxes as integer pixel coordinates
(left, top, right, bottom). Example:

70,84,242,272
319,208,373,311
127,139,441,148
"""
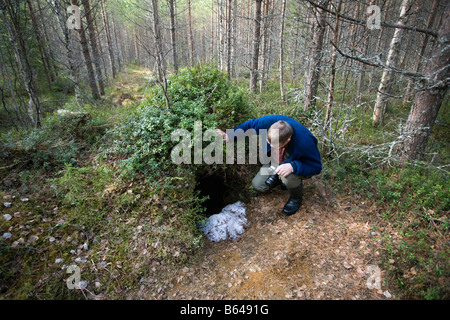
195,167,254,217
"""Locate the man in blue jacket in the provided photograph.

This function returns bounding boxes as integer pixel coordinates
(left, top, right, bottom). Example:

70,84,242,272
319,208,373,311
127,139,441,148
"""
217,115,322,216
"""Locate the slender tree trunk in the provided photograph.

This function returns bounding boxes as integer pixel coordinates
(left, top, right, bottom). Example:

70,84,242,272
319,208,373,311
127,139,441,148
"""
36,0,58,78
259,0,269,92
403,0,439,105
100,0,116,78
368,0,391,90
250,0,262,93
372,0,410,126
168,0,178,73
26,0,52,89
304,0,329,110
322,0,342,157
231,0,237,78
397,1,449,162
0,42,28,129
110,14,122,72
82,0,105,96
226,0,232,79
1,0,41,127
53,0,82,106
70,0,100,100
187,0,195,66
150,0,169,108
218,0,225,71
279,0,287,102
210,0,214,64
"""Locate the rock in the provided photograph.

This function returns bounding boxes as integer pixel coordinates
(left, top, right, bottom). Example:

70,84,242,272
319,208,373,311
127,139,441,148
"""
3,232,12,239
3,202,12,208
3,214,12,221
343,261,353,270
28,235,39,243
78,281,88,289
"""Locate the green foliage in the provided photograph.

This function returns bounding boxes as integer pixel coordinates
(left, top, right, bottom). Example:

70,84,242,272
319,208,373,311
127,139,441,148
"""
0,103,112,172
106,65,251,180
51,164,112,229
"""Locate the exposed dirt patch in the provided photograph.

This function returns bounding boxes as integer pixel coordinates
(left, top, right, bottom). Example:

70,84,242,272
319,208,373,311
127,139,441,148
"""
139,176,398,300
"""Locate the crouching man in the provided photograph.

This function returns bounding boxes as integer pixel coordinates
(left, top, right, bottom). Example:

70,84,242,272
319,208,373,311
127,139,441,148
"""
217,115,322,216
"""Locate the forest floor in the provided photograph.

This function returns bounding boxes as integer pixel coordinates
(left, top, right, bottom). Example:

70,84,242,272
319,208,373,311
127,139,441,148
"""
139,177,398,300
4,67,438,301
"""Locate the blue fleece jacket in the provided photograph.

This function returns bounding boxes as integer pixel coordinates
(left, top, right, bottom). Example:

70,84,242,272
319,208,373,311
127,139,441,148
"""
232,115,322,177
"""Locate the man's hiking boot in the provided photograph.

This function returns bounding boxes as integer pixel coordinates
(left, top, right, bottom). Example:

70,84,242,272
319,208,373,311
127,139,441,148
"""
282,183,303,216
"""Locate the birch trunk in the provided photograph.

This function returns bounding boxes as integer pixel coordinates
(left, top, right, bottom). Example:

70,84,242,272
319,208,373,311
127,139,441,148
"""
372,0,410,126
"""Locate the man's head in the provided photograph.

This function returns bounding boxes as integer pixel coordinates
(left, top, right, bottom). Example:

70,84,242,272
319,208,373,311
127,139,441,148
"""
267,120,293,148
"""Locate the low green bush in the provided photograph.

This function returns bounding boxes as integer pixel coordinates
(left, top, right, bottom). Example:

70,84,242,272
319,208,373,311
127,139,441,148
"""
104,65,252,181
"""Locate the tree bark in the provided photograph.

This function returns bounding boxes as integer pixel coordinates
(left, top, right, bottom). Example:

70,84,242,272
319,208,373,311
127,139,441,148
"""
403,0,439,105
82,0,105,96
150,0,169,108
70,0,100,100
26,0,53,89
168,0,178,73
323,0,342,157
304,0,329,110
36,0,58,78
279,0,287,102
250,0,262,93
100,0,117,78
226,0,232,79
1,0,41,127
397,1,449,162
52,0,82,106
372,0,410,126
187,0,195,67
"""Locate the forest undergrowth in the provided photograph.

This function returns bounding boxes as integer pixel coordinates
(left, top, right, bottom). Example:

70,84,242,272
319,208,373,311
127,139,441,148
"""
0,65,448,300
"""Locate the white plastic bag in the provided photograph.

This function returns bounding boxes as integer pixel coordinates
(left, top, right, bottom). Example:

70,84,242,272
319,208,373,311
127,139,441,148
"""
199,201,248,242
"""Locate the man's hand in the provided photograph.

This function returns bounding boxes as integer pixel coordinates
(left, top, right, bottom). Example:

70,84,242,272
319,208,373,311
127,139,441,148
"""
276,163,293,178
216,129,229,142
